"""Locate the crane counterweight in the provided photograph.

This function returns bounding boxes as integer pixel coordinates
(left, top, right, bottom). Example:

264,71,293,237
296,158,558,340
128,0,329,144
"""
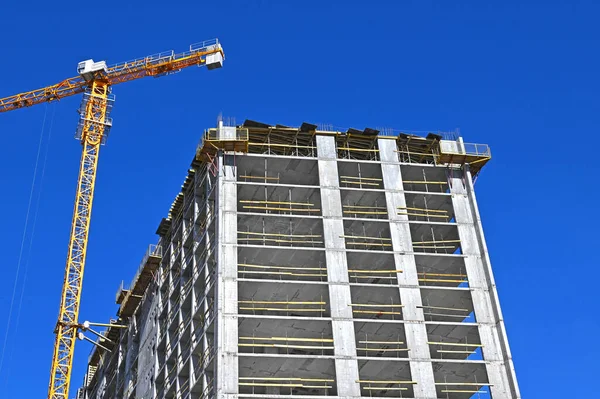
206,51,224,69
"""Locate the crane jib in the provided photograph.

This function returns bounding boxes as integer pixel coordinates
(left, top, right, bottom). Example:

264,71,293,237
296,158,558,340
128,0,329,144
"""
0,40,223,113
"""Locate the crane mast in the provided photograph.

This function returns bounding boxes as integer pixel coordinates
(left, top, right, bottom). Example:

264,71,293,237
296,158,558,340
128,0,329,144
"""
48,79,111,399
0,40,224,399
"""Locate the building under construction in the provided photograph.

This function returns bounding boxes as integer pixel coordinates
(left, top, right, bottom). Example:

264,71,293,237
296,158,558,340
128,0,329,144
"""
77,120,520,399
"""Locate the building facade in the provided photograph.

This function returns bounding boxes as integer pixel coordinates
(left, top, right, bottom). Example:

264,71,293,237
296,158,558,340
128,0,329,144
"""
78,121,520,399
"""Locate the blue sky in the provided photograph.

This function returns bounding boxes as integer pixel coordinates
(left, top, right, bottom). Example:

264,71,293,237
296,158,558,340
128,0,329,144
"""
0,0,598,397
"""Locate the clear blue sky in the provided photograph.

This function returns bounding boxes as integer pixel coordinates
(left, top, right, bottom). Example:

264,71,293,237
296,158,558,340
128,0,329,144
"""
0,1,598,397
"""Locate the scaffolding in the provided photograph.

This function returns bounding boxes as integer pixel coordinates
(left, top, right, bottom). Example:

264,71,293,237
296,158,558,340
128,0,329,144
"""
340,175,382,188
238,263,327,280
239,335,334,354
239,200,320,215
238,299,327,315
116,244,163,317
196,127,249,162
238,231,323,247
341,234,392,249
193,120,492,174
398,206,450,221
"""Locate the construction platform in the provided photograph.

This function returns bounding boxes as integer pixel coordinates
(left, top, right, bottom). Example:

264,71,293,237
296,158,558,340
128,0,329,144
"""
116,244,163,318
196,120,491,177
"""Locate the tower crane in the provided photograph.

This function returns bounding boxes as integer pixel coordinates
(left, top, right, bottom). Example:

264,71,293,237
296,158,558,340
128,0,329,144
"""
0,39,225,399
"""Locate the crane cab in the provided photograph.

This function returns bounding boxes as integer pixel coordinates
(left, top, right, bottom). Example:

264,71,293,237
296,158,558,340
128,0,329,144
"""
77,59,108,81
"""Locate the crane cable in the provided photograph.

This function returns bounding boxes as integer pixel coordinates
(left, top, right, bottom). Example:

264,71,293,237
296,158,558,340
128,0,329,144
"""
0,103,55,381
1,104,56,391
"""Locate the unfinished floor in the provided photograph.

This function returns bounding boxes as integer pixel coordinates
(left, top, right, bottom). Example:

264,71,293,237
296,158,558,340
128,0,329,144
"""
76,121,520,399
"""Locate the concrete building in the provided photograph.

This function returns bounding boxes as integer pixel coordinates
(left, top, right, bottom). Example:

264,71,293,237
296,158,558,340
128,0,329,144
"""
77,120,520,399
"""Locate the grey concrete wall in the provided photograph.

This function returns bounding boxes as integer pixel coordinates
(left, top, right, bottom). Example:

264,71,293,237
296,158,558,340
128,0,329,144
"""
450,167,521,399
123,317,138,397
378,138,438,399
80,165,219,399
114,335,125,398
215,153,239,399
136,292,159,398
316,135,361,399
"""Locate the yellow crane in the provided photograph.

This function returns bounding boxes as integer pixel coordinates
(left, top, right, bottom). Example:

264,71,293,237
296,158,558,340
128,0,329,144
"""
0,39,225,399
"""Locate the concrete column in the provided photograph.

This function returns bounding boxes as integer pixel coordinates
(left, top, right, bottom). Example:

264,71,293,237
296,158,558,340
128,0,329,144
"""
123,319,137,396
115,335,125,397
449,167,521,399
316,135,361,399
215,153,239,399
136,293,158,397
97,370,107,399
378,138,437,399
